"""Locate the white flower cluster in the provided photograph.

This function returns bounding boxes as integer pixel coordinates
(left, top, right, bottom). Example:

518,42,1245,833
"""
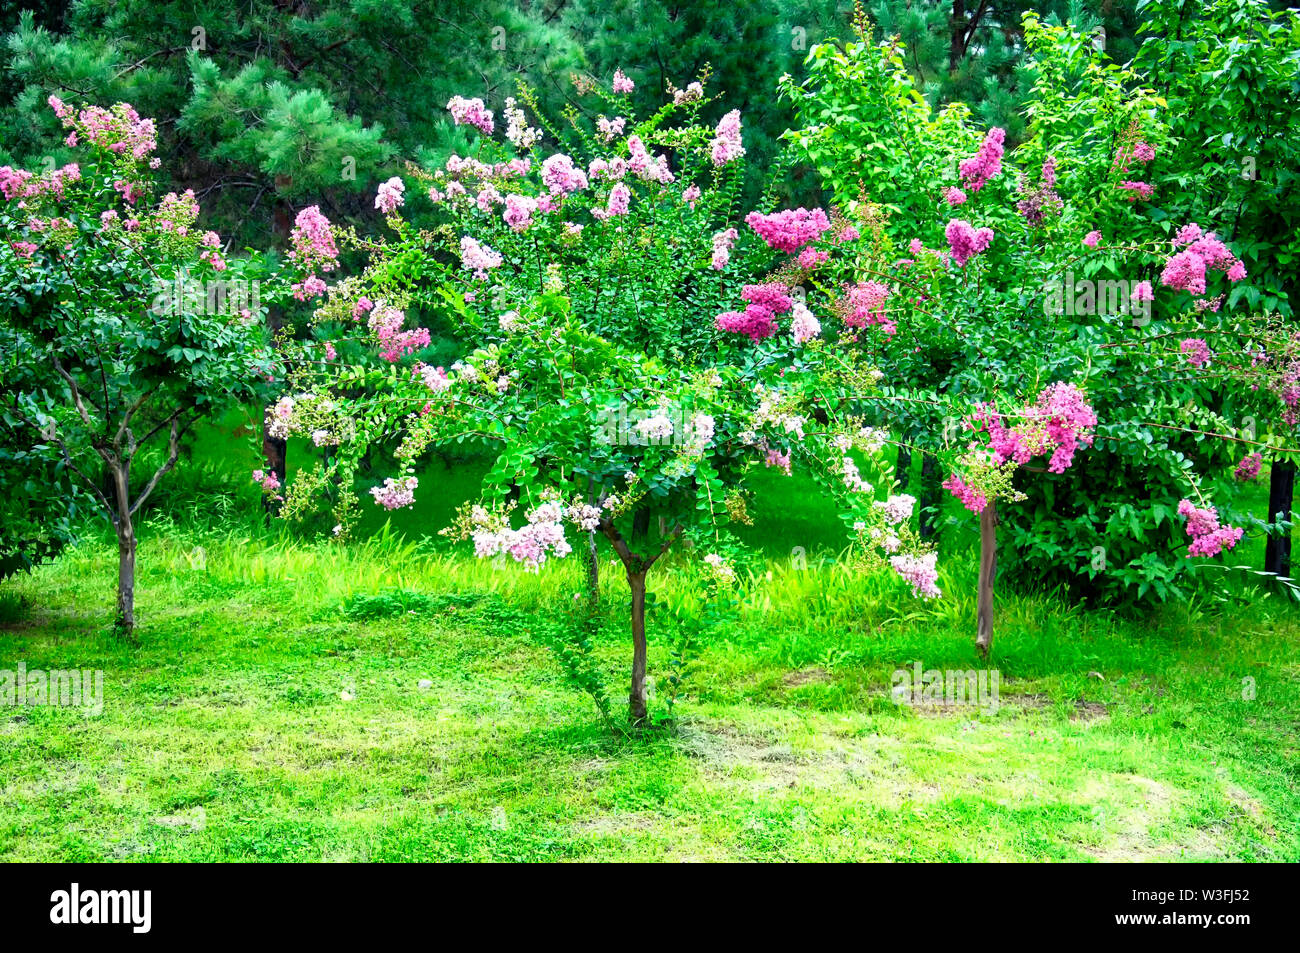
503,97,540,150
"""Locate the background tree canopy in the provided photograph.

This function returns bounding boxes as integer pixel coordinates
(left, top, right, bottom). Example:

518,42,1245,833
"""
3,0,1215,246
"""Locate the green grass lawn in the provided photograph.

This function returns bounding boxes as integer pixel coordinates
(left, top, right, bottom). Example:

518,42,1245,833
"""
2,514,1297,861
3,413,1296,861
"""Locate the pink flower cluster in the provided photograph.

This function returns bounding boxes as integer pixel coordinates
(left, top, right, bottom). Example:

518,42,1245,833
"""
626,135,674,184
1119,180,1155,201
459,236,504,279
473,500,571,572
371,476,419,511
541,153,589,195
1234,452,1262,481
612,69,635,94
965,382,1097,482
1177,499,1243,557
790,303,821,344
368,305,430,362
941,473,988,514
496,194,534,231
1180,338,1212,368
1115,138,1156,172
1160,223,1247,295
251,469,282,494
958,127,1005,192
0,163,81,203
289,206,338,275
765,447,792,474
744,207,831,254
715,282,793,342
414,362,452,394
710,110,745,167
199,230,227,271
447,96,494,135
843,280,895,335
945,219,993,267
50,97,158,165
890,553,941,599
591,182,631,220
375,177,405,214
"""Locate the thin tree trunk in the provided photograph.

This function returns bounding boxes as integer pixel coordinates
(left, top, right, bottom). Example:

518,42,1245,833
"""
1265,459,1294,579
111,461,136,631
601,515,681,726
584,529,600,609
628,569,648,724
117,525,137,631
976,502,996,657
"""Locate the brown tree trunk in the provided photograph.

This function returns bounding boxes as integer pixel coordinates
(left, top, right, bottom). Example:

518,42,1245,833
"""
111,461,136,632
117,525,137,631
1265,459,1294,580
628,569,648,724
585,529,600,609
949,0,967,74
976,502,996,657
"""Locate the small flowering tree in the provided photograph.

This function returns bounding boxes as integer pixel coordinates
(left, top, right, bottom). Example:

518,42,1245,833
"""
269,73,937,725
0,99,272,631
777,14,1289,650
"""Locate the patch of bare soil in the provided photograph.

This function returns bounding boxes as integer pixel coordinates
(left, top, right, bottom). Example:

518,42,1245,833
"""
781,667,832,688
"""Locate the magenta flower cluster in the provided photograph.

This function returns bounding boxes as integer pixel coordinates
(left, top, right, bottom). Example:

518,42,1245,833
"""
50,97,159,166
1177,499,1244,558
958,127,1005,192
1160,223,1247,295
715,282,793,342
945,219,993,267
1234,453,1262,481
744,207,831,254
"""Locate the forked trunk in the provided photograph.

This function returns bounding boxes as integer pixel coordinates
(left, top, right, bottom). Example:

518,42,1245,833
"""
628,569,648,724
976,502,996,657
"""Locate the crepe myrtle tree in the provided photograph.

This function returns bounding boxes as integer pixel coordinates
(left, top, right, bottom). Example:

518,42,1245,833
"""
266,72,940,725
0,99,273,632
776,12,1290,645
274,287,932,725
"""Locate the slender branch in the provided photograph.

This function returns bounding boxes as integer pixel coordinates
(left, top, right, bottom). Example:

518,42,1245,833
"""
129,416,187,517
